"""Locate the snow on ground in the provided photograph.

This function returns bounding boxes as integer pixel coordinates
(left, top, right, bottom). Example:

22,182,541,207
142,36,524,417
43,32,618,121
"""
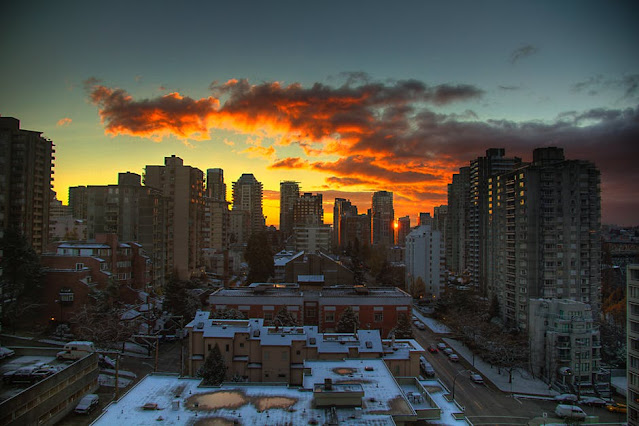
413,309,451,334
98,374,133,388
414,309,557,397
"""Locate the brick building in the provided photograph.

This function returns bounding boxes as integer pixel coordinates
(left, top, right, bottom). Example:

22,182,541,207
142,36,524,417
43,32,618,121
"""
40,234,151,324
208,284,412,337
186,311,424,384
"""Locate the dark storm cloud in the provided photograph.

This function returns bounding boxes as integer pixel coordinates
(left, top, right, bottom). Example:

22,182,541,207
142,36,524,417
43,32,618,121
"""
510,44,539,64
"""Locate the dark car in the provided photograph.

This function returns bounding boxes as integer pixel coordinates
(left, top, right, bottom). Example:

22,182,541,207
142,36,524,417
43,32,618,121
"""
75,394,99,414
427,345,438,353
579,397,607,407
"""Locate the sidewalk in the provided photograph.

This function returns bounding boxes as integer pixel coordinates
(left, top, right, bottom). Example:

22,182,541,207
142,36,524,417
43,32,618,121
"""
412,311,557,397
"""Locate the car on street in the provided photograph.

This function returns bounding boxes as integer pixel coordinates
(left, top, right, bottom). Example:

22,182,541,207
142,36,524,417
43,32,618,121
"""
75,394,99,414
427,345,438,353
443,348,454,356
554,404,587,420
606,402,627,413
470,373,484,384
419,356,436,377
579,396,607,407
413,321,426,330
448,354,459,362
554,393,578,403
437,343,447,351
98,354,116,369
0,347,15,359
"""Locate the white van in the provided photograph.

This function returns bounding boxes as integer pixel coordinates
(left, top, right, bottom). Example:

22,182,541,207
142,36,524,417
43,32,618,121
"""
57,341,96,360
554,404,587,420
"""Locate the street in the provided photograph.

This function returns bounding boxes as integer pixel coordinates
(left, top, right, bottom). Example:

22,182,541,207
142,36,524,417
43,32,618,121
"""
411,323,625,424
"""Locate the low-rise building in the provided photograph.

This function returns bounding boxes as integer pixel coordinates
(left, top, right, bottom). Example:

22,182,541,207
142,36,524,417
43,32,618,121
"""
94,357,465,425
186,311,423,384
528,298,606,396
41,234,151,324
273,250,354,287
208,284,412,336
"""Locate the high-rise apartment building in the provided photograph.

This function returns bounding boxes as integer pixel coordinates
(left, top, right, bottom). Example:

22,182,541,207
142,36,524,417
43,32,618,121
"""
628,264,639,424
446,167,470,274
342,213,370,252
205,168,229,251
418,213,432,227
0,117,54,254
433,205,447,236
405,225,445,299
396,215,411,247
293,193,323,226
279,181,299,239
468,149,522,294
232,174,265,242
68,186,88,219
487,147,601,330
333,198,357,250
371,191,394,246
145,155,205,281
85,172,166,288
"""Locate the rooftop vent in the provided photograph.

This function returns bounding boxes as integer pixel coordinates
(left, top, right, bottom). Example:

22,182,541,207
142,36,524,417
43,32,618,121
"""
196,322,204,329
365,341,373,349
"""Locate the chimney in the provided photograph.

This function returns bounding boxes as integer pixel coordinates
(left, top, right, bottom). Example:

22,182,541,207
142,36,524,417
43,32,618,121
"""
324,378,333,391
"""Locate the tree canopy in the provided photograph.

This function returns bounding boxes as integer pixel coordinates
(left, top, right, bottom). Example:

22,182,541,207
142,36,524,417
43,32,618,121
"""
197,343,227,385
336,307,359,333
0,228,44,328
391,313,413,339
274,306,298,326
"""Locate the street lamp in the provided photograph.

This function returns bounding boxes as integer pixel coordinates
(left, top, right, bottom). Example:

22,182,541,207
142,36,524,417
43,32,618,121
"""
452,369,470,400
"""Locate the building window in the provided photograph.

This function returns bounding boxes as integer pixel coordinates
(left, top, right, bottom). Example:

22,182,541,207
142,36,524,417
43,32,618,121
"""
374,313,383,322
325,312,335,322
225,344,230,352
59,289,74,303
264,313,273,322
75,263,84,270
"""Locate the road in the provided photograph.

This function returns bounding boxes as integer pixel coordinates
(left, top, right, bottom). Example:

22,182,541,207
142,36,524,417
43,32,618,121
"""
411,322,624,424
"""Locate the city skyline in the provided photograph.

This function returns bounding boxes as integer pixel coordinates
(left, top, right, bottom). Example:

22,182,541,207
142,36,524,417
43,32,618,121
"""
2,1,638,226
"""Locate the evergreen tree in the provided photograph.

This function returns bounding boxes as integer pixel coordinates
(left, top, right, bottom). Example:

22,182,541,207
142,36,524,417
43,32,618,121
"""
411,276,426,299
274,306,298,326
336,306,360,333
197,343,227,385
392,313,413,338
162,276,201,321
245,232,274,284
0,228,44,327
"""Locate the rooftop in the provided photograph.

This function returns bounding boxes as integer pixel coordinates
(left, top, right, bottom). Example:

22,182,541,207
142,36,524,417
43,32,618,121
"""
94,359,415,425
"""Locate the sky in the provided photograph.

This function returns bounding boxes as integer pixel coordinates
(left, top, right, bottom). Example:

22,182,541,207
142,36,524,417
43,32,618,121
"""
2,0,638,227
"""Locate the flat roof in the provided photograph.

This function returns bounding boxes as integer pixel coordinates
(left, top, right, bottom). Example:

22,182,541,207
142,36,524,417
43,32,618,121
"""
93,359,411,425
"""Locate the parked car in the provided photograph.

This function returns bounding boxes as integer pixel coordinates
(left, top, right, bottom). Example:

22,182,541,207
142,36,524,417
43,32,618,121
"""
57,341,96,361
470,373,484,384
554,404,587,420
448,354,459,362
427,345,438,353
437,343,447,351
579,396,607,407
0,347,15,359
2,365,57,384
98,354,116,369
75,394,99,414
419,356,435,377
413,321,426,330
443,348,454,356
554,393,578,403
606,402,627,413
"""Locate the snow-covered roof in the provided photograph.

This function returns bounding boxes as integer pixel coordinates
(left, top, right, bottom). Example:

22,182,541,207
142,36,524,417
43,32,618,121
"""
94,359,413,425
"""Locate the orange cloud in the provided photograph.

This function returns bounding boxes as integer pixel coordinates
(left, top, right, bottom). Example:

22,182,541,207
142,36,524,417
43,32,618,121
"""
85,77,639,224
57,117,72,126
